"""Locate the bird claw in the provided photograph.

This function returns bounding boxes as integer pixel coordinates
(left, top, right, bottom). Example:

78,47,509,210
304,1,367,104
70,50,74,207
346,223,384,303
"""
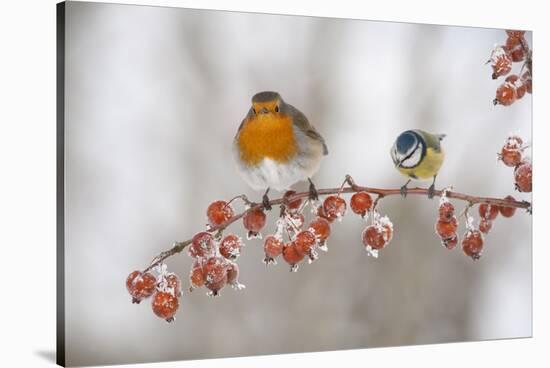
400,185,408,198
308,180,319,201
428,184,436,199
262,194,272,211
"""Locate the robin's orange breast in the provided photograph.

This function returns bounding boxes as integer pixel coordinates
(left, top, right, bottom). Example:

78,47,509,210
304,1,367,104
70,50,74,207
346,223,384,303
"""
237,114,298,166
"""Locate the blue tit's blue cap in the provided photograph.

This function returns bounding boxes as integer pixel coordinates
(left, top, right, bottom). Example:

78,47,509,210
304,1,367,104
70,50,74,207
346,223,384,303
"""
396,131,417,154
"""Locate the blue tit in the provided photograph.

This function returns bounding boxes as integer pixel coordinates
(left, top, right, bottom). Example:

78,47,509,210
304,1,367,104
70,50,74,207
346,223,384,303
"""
390,129,446,198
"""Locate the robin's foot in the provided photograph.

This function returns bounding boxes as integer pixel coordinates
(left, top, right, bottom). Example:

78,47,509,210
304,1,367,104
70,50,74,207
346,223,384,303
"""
262,193,272,211
308,178,319,201
428,184,436,199
262,188,272,211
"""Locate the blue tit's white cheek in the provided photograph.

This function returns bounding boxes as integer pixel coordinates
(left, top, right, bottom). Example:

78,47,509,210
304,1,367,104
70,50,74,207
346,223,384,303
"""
400,148,422,168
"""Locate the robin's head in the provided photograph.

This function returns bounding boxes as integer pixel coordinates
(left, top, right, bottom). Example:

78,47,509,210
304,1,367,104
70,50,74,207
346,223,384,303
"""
251,91,283,115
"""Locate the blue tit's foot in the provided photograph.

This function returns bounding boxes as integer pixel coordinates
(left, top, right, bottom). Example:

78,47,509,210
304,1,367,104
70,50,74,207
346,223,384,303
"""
308,178,319,201
400,184,408,198
262,188,272,211
428,184,436,199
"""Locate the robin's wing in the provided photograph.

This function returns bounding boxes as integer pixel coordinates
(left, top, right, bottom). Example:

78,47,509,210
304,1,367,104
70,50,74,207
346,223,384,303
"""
287,104,329,155
234,108,255,141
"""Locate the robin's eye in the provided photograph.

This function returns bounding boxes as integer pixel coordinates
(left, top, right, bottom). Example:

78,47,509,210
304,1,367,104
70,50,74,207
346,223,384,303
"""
275,105,279,112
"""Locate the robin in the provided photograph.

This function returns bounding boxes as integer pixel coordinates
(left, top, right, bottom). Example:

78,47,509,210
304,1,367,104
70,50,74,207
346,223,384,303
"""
390,129,446,198
234,91,328,210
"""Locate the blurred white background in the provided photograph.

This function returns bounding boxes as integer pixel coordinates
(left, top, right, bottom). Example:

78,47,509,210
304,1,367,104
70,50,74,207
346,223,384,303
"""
64,2,531,366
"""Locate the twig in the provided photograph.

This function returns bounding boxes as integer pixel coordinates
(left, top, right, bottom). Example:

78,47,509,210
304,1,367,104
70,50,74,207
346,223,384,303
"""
142,175,531,272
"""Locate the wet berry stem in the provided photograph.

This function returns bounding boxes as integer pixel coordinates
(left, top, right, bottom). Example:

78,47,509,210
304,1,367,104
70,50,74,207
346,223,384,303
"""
142,175,531,272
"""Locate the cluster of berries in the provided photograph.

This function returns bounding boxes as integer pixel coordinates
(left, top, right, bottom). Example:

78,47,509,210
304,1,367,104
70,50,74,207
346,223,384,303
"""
126,264,182,322
489,30,532,106
435,192,519,260
498,135,532,193
188,200,246,296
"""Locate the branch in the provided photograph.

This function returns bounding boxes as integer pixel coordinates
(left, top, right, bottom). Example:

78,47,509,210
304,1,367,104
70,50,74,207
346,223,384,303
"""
142,175,531,273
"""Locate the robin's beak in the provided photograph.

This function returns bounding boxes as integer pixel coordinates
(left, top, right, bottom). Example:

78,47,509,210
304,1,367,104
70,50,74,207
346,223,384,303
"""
259,107,269,114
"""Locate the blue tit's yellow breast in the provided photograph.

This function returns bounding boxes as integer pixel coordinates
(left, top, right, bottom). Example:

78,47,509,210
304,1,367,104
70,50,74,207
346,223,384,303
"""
397,147,445,180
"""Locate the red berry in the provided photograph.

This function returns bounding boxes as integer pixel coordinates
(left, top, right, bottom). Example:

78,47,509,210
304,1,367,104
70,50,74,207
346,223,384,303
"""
203,257,229,295
207,200,234,227
283,190,303,211
442,234,458,250
505,75,526,99
490,46,512,79
479,219,493,234
438,201,455,223
499,195,517,218
308,217,331,244
188,232,216,259
282,242,305,269
189,261,205,290
317,205,333,223
494,82,517,106
165,273,182,297
462,230,484,260
219,234,243,260
126,271,157,304
322,195,347,221
514,161,532,192
435,217,458,240
479,203,499,221
264,235,284,260
500,146,522,167
505,30,526,39
350,191,373,216
243,207,266,234
294,230,317,255
362,225,391,250
152,291,179,322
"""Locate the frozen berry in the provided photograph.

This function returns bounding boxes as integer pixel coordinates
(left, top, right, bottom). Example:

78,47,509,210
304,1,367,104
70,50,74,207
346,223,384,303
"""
294,230,317,256
479,219,492,234
494,82,517,106
505,30,526,39
165,273,182,297
479,203,499,221
350,191,373,216
189,261,205,290
264,235,284,263
500,146,522,167
317,205,333,223
442,234,458,250
514,161,532,192
205,277,227,296
188,232,216,259
462,230,484,260
152,291,179,322
226,262,239,285
207,200,234,227
243,207,266,235
362,225,391,250
499,195,517,218
219,234,243,260
282,242,305,270
505,75,527,99
438,201,455,223
322,195,347,221
203,257,228,285
435,216,458,240
126,271,157,304
490,46,512,79
308,217,331,244
283,190,302,211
